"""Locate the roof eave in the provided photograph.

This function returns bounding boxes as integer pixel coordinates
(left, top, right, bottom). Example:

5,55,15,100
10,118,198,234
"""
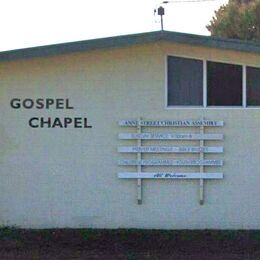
0,30,259,62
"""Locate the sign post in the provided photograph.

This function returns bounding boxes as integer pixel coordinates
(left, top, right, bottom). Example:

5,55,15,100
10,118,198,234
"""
137,117,142,205
199,118,205,205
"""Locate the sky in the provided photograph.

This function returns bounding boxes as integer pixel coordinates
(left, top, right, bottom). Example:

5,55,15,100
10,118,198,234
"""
0,0,228,52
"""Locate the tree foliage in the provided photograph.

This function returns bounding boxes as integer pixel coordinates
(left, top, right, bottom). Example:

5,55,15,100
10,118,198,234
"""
207,0,260,42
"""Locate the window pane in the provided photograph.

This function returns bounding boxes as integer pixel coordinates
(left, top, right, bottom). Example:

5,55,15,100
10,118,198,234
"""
207,61,242,106
247,66,260,106
167,56,203,106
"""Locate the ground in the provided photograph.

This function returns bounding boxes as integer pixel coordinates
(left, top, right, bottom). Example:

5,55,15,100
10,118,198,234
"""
1,228,260,259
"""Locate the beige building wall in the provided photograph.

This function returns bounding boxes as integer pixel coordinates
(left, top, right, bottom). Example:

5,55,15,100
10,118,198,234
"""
0,42,259,229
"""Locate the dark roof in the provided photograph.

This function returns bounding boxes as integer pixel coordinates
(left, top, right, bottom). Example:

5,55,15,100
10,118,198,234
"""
0,30,260,62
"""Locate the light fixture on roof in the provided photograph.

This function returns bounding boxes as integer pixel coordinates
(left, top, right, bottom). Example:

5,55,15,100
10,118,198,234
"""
155,0,217,31
154,6,165,31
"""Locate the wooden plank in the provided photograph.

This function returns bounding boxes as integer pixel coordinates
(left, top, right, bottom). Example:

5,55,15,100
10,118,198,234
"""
118,133,223,140
119,120,224,127
199,121,205,205
118,146,223,153
137,117,142,205
118,159,223,166
118,172,223,179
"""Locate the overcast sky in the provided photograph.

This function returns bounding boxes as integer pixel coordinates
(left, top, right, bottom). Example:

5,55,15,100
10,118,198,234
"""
0,0,228,52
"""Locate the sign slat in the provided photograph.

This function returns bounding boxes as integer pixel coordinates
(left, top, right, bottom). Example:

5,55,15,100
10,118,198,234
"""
118,146,223,153
119,120,224,127
119,133,223,140
118,159,223,166
118,172,223,179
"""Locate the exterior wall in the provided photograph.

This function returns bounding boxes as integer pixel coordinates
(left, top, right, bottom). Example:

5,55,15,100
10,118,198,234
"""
0,42,259,229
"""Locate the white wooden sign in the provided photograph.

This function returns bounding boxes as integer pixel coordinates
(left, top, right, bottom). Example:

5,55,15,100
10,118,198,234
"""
119,133,223,140
118,172,223,179
118,117,224,205
118,159,223,166
119,120,224,127
118,146,223,153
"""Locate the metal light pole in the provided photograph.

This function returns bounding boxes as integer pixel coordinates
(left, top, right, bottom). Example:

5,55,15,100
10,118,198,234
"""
157,6,165,31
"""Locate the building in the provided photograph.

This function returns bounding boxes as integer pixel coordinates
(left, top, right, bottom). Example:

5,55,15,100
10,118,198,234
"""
0,31,259,229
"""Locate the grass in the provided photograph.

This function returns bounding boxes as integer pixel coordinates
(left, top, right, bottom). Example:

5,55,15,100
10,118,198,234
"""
0,225,21,240
1,227,260,245
0,228,260,258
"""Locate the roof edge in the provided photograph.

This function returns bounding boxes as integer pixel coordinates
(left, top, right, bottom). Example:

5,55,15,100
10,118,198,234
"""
0,31,165,62
0,30,259,62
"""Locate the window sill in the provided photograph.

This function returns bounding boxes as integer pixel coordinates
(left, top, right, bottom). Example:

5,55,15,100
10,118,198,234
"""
165,106,260,110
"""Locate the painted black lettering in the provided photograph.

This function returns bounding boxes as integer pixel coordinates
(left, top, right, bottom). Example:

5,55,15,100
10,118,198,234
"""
36,99,44,109
74,117,82,128
52,118,63,128
84,118,92,128
23,99,34,109
65,99,74,109
46,99,55,109
40,117,51,128
10,98,21,109
64,117,73,128
56,99,64,109
28,117,39,128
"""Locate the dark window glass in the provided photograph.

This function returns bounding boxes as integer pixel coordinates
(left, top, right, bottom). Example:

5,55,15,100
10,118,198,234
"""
167,56,203,106
247,66,260,106
207,61,242,106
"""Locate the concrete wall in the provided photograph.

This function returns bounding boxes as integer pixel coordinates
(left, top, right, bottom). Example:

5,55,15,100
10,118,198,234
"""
0,42,260,229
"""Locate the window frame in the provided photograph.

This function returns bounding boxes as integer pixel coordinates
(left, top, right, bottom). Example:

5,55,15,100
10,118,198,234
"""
167,55,204,107
165,54,260,109
245,65,260,107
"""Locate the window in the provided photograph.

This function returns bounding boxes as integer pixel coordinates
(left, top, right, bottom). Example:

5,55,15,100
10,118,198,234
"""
167,55,259,108
167,56,203,106
247,66,260,106
207,61,242,106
